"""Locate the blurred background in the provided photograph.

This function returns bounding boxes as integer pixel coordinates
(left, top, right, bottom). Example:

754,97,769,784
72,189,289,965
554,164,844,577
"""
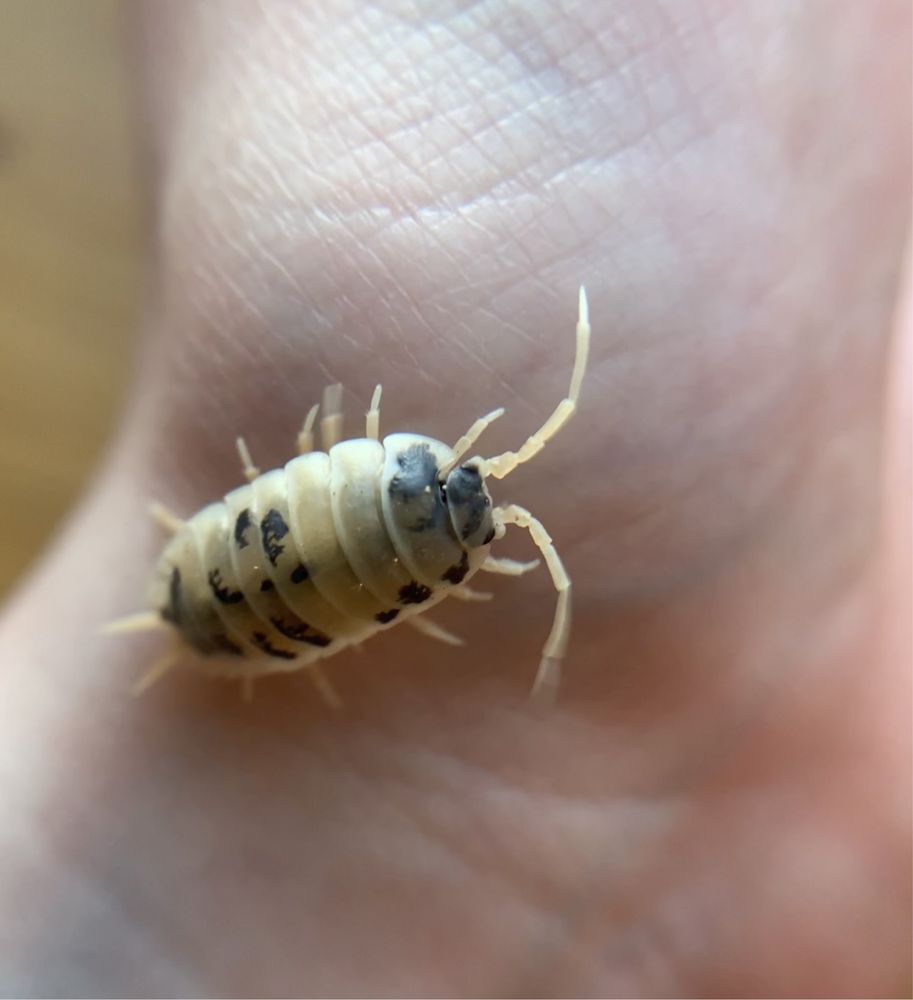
0,0,139,598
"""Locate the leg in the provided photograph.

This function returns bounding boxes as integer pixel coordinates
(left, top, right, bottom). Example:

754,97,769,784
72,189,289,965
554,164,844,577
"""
306,664,342,709
406,615,464,646
481,555,540,576
148,500,184,535
100,611,166,636
296,402,320,455
366,384,383,440
440,407,505,476
483,286,590,481
235,437,260,483
320,383,344,450
132,645,181,696
448,585,493,602
494,503,571,701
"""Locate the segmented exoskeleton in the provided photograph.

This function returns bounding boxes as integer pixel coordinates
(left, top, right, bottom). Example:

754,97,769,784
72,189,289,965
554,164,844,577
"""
105,288,591,704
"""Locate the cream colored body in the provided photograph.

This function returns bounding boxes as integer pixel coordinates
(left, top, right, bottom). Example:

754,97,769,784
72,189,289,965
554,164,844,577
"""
108,287,592,701
148,435,489,681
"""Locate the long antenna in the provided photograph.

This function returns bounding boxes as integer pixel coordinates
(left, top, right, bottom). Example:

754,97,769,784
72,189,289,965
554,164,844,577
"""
483,286,590,480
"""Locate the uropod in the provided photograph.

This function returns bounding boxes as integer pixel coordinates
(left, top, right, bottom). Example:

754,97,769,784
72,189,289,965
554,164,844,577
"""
105,288,591,703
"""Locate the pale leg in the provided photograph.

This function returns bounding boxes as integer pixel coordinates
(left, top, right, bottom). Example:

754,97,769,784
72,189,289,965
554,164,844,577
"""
235,437,260,483
321,383,345,451
440,407,505,475
149,500,184,535
483,286,590,481
99,611,165,636
406,615,464,646
106,503,179,636
366,384,383,440
494,503,571,701
307,664,343,709
448,585,493,602
481,555,540,576
132,645,181,696
297,402,320,455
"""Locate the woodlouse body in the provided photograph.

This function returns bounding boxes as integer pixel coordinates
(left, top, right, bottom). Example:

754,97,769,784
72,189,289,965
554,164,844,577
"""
108,288,591,701
150,434,490,679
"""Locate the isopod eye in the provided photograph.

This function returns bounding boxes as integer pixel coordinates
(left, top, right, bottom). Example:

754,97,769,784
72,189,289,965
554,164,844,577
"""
438,481,448,505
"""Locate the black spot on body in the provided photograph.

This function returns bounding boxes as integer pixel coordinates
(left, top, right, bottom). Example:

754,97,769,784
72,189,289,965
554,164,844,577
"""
207,568,244,605
303,633,332,648
261,509,289,565
259,578,274,592
399,580,432,605
161,566,183,624
250,632,296,660
234,509,252,549
213,634,245,656
391,443,438,497
290,562,308,584
389,443,445,533
441,551,470,585
269,616,330,647
269,616,310,642
446,464,492,541
375,609,400,623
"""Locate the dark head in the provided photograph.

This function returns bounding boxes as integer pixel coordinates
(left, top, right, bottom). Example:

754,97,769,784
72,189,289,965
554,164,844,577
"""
383,434,496,551
443,462,495,548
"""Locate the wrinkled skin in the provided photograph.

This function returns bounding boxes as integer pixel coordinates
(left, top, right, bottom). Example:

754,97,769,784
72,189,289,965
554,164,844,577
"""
0,2,909,996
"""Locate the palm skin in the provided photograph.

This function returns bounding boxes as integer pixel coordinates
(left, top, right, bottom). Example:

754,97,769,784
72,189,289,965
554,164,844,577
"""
0,2,909,995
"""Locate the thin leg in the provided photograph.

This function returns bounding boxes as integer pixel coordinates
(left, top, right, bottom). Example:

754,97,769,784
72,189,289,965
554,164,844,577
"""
406,615,464,646
481,555,540,576
494,503,571,701
100,610,166,636
448,585,493,602
149,501,184,535
440,407,505,476
133,647,181,696
321,383,345,451
366,384,383,440
297,402,320,455
307,664,342,709
483,286,590,481
236,437,260,483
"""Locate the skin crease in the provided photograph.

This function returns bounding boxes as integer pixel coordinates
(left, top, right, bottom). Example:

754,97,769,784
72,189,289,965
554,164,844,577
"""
0,0,909,994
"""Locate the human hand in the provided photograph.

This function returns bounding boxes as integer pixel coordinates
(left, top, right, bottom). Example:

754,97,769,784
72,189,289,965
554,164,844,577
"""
0,2,909,995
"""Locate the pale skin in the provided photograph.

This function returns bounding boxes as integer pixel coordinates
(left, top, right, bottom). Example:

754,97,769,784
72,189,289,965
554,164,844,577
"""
0,2,910,996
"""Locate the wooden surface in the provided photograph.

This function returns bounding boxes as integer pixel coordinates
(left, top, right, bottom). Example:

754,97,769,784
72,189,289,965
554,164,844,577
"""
0,0,139,599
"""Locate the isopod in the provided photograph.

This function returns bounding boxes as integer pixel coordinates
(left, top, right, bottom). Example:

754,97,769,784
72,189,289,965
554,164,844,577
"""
105,287,591,703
